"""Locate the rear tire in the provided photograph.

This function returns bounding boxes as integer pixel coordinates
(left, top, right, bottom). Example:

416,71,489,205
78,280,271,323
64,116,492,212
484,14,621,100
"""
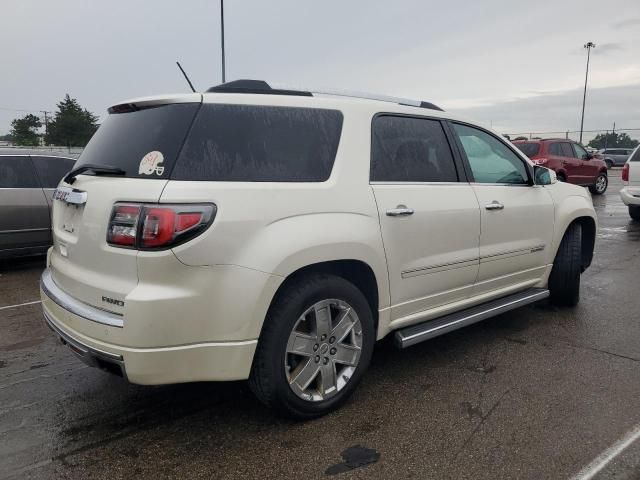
589,173,608,195
605,160,613,169
557,173,566,182
249,273,375,420
630,206,640,222
549,223,582,307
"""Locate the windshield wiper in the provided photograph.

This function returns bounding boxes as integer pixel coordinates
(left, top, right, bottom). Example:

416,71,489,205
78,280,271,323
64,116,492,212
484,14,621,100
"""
64,164,126,185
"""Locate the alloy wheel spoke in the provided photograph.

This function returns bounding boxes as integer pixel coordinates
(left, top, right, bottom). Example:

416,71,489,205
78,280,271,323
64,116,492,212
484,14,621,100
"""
290,358,320,390
314,304,332,338
333,343,361,366
286,332,316,357
331,308,354,342
320,361,337,395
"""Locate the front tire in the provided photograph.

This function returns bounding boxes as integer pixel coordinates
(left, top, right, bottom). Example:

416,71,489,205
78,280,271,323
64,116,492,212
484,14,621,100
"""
589,173,608,195
249,274,375,419
630,205,640,221
549,223,582,307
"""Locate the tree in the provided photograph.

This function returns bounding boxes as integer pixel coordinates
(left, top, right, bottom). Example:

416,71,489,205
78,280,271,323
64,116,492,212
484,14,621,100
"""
588,132,639,150
10,114,42,146
45,94,99,147
513,136,529,141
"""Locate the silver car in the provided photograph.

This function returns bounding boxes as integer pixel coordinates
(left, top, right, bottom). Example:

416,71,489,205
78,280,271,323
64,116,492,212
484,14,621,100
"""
0,154,76,259
597,148,635,168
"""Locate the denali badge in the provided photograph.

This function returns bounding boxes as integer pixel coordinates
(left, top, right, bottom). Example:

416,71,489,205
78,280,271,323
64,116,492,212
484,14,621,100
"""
139,151,165,176
102,296,125,307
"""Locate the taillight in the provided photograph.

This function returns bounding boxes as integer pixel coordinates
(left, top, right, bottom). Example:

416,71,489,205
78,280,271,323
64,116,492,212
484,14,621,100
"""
622,163,630,182
107,203,216,249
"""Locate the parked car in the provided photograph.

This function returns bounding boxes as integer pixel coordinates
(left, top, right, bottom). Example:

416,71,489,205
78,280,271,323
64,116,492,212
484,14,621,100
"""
0,154,76,259
41,80,597,419
620,146,640,221
513,139,608,195
595,147,635,168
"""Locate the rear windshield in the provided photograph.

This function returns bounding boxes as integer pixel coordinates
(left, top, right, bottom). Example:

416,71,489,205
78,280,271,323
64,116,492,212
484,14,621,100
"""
630,147,640,162
515,142,540,158
75,103,200,179
171,104,343,182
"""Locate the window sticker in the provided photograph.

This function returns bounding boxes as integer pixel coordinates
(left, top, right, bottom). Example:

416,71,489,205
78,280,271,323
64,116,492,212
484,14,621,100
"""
139,151,165,176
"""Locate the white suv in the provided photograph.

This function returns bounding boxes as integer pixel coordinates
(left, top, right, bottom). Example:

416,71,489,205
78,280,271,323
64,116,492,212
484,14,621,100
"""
41,80,597,418
621,146,640,221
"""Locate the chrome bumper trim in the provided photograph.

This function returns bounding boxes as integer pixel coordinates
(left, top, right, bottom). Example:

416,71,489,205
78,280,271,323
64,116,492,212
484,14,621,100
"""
40,268,124,328
44,310,126,378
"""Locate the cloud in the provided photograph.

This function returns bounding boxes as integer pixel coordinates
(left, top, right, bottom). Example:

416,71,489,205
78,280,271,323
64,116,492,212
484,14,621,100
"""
592,43,624,55
611,17,640,28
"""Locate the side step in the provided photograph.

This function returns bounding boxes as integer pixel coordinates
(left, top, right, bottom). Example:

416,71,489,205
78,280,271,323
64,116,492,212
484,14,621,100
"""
394,288,549,349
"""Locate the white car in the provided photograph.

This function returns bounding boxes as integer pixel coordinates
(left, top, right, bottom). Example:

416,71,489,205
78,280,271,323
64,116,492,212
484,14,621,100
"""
620,146,640,221
40,80,597,418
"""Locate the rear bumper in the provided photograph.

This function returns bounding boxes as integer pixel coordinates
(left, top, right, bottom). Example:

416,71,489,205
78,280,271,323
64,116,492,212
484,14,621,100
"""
620,186,640,206
40,268,260,384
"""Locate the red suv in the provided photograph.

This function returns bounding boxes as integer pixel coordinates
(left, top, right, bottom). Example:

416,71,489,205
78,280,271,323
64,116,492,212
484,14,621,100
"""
513,139,608,195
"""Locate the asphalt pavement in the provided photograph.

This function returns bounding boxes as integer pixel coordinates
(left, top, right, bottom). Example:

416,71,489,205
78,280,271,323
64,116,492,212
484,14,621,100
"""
1,170,639,479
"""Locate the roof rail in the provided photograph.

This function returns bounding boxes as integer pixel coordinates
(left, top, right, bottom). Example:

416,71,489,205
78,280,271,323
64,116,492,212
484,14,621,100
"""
206,79,444,111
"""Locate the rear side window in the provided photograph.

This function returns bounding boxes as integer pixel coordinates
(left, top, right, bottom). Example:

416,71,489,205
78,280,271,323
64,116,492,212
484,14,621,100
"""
172,104,343,182
75,103,200,179
0,156,39,188
371,115,458,182
561,143,575,157
516,143,540,158
31,156,76,188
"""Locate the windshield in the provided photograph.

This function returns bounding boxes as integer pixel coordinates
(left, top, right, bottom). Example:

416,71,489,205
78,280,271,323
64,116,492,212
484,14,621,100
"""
515,142,540,158
75,103,200,179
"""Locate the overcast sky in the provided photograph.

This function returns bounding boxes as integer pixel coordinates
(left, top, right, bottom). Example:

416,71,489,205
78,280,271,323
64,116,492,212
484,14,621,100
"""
1,0,639,141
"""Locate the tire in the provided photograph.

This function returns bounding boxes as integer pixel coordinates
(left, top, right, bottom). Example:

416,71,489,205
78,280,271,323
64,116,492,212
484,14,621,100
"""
589,173,608,195
605,160,613,170
630,205,640,222
557,173,566,182
548,223,582,307
249,273,375,420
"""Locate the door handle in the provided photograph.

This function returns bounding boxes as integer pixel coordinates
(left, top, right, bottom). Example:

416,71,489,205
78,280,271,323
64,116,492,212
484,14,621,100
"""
386,205,414,217
485,201,504,211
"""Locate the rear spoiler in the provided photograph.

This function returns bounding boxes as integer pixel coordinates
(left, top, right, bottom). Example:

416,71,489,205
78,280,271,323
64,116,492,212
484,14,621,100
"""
108,93,202,114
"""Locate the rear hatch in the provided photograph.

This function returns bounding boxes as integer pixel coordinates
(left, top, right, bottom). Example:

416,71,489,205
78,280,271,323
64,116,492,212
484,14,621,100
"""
49,95,202,314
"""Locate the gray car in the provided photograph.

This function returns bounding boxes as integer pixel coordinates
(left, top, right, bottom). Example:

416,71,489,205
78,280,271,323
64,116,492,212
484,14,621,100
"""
597,148,635,168
0,154,76,259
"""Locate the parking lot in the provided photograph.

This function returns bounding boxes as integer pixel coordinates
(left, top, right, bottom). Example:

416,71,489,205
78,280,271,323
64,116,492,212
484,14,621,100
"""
1,169,639,479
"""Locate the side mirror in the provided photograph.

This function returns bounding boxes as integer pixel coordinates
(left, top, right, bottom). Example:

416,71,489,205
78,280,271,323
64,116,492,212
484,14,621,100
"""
534,165,556,185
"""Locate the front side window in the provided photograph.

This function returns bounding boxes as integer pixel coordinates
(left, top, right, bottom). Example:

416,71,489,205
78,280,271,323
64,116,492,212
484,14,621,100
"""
0,156,39,188
371,115,458,182
573,143,589,159
453,124,528,184
173,104,343,182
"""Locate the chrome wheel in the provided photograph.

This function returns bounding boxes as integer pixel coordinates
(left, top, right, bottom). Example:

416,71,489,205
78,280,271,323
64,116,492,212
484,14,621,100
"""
595,174,607,193
285,299,362,402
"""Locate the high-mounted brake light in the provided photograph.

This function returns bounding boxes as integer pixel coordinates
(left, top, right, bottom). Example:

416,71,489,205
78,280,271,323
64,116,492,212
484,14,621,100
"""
107,203,216,249
622,163,630,182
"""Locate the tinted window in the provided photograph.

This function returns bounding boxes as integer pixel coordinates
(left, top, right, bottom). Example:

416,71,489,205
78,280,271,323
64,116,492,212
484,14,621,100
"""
560,143,575,158
371,116,457,182
75,103,200,179
0,156,39,188
572,143,588,159
31,156,76,188
516,142,540,158
630,147,640,162
173,104,343,182
453,124,528,184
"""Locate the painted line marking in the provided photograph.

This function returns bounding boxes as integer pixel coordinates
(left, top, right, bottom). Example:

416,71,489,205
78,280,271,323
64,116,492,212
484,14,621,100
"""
572,422,640,480
0,300,41,311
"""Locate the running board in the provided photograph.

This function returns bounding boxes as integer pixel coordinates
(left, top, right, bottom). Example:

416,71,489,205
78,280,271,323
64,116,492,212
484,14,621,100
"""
394,288,549,349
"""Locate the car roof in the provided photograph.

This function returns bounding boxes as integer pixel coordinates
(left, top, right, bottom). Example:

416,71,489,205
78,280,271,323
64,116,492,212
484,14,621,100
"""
0,153,76,160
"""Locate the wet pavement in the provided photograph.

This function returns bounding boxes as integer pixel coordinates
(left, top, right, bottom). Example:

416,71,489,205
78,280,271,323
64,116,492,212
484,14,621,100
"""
1,170,639,479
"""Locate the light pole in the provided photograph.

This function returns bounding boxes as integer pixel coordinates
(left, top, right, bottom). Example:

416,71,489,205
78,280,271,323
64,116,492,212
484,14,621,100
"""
220,0,226,83
579,42,595,144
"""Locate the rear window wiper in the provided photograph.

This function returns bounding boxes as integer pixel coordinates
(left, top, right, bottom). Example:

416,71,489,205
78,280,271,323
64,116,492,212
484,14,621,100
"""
64,164,126,185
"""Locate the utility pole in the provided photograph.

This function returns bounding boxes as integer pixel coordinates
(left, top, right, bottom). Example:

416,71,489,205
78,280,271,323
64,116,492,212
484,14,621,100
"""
579,42,596,144
40,110,51,145
220,0,226,83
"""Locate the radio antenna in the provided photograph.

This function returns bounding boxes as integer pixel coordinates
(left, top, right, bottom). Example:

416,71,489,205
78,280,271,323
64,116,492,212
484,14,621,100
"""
176,61,196,92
